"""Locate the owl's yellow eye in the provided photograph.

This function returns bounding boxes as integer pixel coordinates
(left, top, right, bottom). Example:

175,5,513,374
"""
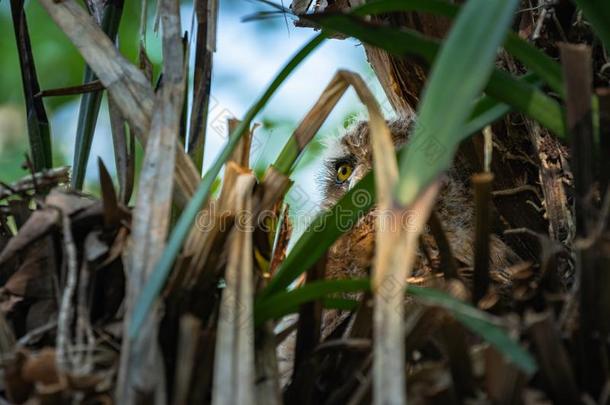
336,163,353,183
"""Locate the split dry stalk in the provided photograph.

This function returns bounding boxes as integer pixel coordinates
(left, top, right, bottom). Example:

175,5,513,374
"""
117,0,186,400
37,0,200,207
212,173,257,405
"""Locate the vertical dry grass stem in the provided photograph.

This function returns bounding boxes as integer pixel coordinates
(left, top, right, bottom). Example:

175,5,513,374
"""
173,315,202,405
373,183,439,405
472,172,493,305
559,42,609,395
182,120,253,280
597,89,610,194
293,253,326,370
427,211,458,280
560,43,594,235
212,174,257,405
329,67,438,405
117,0,186,400
188,0,218,171
255,322,282,405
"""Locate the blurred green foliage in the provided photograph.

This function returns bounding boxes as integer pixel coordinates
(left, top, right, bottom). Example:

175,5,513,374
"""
0,0,150,108
0,0,159,184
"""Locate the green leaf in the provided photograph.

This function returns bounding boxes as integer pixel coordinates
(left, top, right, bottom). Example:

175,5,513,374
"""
72,0,125,189
255,279,370,323
10,0,52,171
395,0,521,205
572,0,610,49
486,69,566,137
312,14,566,140
503,33,564,97
127,34,325,340
322,297,359,311
352,0,457,18
406,285,537,376
350,0,564,97
255,278,537,375
316,14,438,63
464,72,541,138
72,67,103,189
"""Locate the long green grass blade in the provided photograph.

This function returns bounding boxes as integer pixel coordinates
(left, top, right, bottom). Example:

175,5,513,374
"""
352,0,455,17
503,33,563,97
273,136,300,175
464,73,540,136
72,0,124,189
406,284,537,375
72,68,103,189
317,15,438,62
127,34,325,340
395,0,520,205
255,278,537,375
256,279,370,323
486,69,566,137
313,14,566,139
349,0,564,97
10,0,52,171
572,0,610,49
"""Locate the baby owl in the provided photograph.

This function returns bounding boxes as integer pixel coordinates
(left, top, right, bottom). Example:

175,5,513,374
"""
278,116,519,386
319,116,519,284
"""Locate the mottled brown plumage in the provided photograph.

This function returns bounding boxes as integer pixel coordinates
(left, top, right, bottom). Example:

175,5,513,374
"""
320,116,519,282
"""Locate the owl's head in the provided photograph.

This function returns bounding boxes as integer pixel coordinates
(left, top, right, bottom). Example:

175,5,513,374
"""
319,117,414,209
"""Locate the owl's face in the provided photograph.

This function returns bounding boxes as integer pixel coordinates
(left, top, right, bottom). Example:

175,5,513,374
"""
318,117,414,279
320,118,413,209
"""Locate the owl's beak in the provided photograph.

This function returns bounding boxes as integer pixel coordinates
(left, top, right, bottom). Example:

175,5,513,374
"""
348,165,368,190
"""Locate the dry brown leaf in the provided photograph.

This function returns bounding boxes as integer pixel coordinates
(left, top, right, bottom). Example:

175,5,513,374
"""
46,189,96,216
0,209,59,267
